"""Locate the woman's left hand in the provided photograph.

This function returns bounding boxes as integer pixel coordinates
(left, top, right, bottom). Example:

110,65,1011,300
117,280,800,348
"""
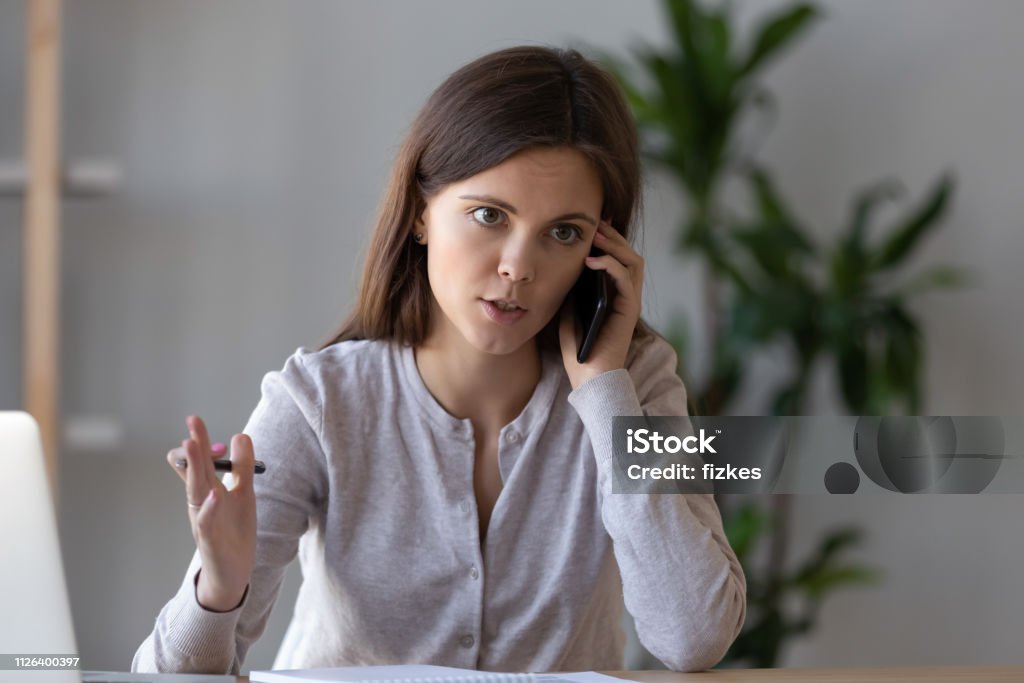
558,219,644,391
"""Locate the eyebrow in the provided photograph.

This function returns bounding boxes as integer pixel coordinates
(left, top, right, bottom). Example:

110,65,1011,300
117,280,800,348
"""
458,194,598,228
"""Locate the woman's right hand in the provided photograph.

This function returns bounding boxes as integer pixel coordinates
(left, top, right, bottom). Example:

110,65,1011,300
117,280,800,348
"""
166,415,257,612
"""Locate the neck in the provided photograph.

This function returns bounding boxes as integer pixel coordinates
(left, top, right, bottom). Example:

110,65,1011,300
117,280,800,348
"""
414,333,543,436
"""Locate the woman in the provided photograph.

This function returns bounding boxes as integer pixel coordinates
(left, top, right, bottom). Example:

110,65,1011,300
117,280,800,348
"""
133,45,746,676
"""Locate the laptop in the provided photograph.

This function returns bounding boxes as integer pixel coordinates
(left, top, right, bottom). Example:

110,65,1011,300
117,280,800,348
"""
0,411,234,683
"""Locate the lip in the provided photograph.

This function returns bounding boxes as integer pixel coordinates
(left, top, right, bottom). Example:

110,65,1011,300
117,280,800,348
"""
480,299,528,326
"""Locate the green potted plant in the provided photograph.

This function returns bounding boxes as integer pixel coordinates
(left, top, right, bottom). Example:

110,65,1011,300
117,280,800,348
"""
578,0,974,668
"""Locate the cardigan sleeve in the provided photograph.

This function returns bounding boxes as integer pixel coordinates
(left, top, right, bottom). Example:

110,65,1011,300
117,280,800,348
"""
567,334,747,672
132,349,329,675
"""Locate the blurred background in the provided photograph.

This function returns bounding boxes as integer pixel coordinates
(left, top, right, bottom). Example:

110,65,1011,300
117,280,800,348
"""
1,0,1022,673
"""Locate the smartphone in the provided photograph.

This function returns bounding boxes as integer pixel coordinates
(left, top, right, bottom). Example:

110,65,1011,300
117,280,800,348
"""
572,245,609,363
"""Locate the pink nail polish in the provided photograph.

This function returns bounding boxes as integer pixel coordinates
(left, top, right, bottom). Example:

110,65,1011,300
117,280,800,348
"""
212,442,226,453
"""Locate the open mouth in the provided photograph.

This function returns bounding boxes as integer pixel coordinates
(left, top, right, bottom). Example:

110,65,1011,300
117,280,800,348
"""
480,299,528,325
487,299,525,312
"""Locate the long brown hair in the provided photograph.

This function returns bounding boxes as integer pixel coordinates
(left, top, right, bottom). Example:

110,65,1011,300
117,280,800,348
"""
316,44,660,355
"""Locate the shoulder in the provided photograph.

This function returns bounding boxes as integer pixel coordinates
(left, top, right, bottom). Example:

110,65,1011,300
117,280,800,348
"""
258,339,398,434
281,338,398,391
624,332,688,413
625,331,680,378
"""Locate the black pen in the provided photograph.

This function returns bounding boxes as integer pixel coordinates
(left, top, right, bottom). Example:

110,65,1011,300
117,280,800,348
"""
175,457,267,474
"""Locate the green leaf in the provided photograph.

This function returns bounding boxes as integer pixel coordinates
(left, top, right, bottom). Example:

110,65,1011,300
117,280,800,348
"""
834,180,904,293
702,336,746,413
745,168,815,257
818,527,863,560
643,147,686,180
786,529,881,599
730,293,776,342
740,4,821,78
634,46,700,181
837,335,869,412
800,565,880,600
729,283,814,354
892,264,976,298
818,294,856,347
663,0,731,98
722,501,766,565
788,527,866,587
689,225,755,294
871,172,955,270
597,50,660,127
663,0,703,78
844,179,904,252
771,385,802,416
635,47,690,127
661,0,735,127
748,167,792,224
882,310,920,398
829,245,863,298
703,7,737,103
733,222,816,281
872,302,921,404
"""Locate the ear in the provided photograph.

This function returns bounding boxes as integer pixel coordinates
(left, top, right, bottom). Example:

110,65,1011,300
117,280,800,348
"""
415,210,429,236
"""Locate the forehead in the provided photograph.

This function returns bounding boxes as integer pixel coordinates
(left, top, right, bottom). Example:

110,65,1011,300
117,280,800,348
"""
441,147,603,208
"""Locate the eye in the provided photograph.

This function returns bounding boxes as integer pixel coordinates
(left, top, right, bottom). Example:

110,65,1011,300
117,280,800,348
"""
470,207,505,226
469,207,583,246
550,224,583,245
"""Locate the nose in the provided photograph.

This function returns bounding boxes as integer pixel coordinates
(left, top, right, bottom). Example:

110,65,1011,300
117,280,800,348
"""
498,238,535,284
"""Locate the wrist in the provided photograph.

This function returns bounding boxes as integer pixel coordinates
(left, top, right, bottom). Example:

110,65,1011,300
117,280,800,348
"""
195,568,248,613
571,366,621,391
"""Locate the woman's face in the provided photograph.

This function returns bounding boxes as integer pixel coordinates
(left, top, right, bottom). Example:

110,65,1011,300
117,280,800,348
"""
415,145,604,357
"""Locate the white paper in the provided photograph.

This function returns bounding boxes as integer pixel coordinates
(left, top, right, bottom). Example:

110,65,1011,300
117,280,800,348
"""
249,665,633,683
536,674,629,683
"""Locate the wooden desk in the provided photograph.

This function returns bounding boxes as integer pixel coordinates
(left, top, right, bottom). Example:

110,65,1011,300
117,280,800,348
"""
236,666,1024,682
612,668,1023,681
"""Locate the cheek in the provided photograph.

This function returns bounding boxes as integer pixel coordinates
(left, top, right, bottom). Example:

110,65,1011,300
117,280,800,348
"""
533,266,584,319
426,241,487,302
426,235,462,275
554,263,585,296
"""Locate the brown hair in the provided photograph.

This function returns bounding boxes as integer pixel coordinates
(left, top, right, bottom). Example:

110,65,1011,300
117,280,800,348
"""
316,44,660,355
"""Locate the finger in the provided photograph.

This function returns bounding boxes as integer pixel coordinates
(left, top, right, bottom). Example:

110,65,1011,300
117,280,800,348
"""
188,415,214,462
189,417,230,470
593,227,642,269
184,438,211,507
585,257,637,305
167,446,188,484
593,222,638,264
187,415,224,494
591,241,644,289
193,486,219,527
227,433,256,493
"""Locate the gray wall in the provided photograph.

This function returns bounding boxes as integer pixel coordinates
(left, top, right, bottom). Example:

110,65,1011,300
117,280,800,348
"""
1,0,1021,673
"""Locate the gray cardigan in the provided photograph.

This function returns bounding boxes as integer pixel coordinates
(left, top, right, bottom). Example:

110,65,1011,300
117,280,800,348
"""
132,335,746,675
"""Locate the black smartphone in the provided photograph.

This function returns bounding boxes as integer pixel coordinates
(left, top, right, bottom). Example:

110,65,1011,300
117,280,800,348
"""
572,245,609,363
